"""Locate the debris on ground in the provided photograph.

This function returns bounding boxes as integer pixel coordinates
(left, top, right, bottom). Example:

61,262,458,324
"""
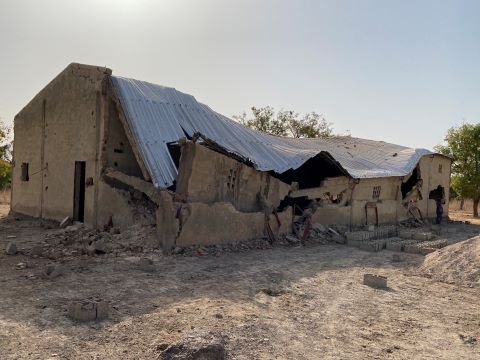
459,334,477,345
29,244,43,257
157,332,227,360
0,203,479,360
136,257,156,272
419,236,480,286
39,223,158,259
15,262,27,270
42,264,63,280
391,254,402,262
67,300,110,322
59,216,72,228
363,274,388,289
5,242,17,255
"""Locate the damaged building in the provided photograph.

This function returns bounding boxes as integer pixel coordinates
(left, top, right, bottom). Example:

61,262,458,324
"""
11,63,452,249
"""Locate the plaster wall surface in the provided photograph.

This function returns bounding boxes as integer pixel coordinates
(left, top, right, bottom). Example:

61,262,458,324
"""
289,155,450,226
11,99,44,217
176,202,292,246
398,155,451,221
420,155,451,218
297,176,400,225
12,64,110,224
105,100,143,177
176,143,291,212
292,176,351,199
311,204,351,225
96,181,135,230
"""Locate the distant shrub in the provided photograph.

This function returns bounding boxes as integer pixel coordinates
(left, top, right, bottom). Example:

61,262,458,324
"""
0,159,12,189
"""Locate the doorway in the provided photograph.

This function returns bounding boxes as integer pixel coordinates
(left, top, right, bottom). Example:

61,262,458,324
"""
429,185,445,200
73,161,86,222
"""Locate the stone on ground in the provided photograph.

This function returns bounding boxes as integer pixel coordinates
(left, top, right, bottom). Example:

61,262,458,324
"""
59,216,72,228
158,332,226,360
363,274,388,289
5,242,17,255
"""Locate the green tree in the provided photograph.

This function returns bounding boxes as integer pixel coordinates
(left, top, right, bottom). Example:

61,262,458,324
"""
435,123,480,217
0,118,12,189
0,160,11,188
234,106,333,138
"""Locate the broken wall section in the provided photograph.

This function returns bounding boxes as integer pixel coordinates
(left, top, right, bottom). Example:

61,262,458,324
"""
153,142,294,248
104,99,143,178
416,154,452,219
176,142,291,212
292,176,404,226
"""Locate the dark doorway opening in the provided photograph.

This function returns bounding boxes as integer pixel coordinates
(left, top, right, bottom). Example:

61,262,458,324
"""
275,152,346,189
73,161,86,222
429,185,445,200
401,166,420,199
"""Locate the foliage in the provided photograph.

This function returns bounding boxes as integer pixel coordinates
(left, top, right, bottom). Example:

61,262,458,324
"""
435,123,480,217
448,186,458,200
234,106,334,138
0,119,12,189
0,160,11,189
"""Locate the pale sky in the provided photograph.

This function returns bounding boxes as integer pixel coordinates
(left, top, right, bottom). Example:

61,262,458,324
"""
1,0,479,150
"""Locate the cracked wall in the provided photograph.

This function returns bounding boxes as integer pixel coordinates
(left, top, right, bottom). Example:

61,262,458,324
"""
176,142,291,212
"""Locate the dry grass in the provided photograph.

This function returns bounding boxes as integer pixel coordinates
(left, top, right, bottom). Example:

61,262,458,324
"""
449,199,480,225
0,189,10,205
449,198,474,211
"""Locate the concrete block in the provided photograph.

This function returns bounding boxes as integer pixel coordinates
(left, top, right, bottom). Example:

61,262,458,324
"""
68,301,109,322
358,242,381,252
5,242,17,255
96,301,109,321
391,254,402,262
346,239,361,248
385,242,403,252
68,302,97,322
398,230,413,239
404,244,420,254
363,274,388,289
413,232,434,241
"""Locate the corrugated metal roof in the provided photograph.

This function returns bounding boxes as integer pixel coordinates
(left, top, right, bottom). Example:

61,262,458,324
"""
111,76,433,188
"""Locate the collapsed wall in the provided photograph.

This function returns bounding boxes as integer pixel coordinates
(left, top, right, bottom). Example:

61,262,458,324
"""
286,154,451,227
97,139,452,249
161,142,293,248
11,62,452,250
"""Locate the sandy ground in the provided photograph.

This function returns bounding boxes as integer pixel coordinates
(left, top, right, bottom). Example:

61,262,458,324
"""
449,209,480,226
1,205,479,360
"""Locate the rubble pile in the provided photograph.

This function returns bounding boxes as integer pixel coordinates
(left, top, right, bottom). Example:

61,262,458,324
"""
172,223,347,257
156,331,227,360
419,235,480,286
32,223,159,259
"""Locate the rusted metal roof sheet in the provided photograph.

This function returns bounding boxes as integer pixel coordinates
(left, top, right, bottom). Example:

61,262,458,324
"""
111,76,433,188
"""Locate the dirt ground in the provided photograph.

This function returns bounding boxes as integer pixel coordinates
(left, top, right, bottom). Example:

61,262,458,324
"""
449,210,480,226
1,205,479,360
